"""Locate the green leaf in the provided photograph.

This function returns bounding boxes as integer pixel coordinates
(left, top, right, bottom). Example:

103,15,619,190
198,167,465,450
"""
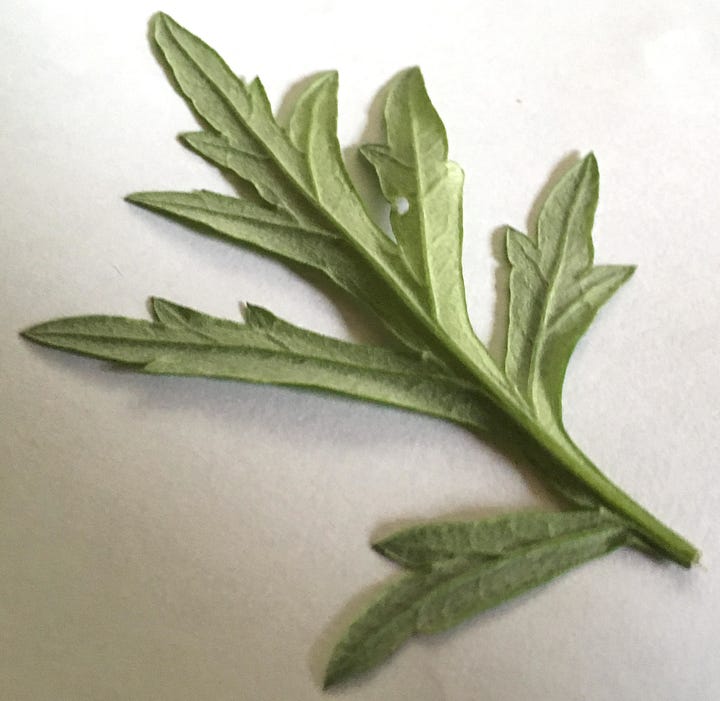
373,508,618,568
505,154,635,425
126,190,445,360
22,299,493,431
414,525,627,635
135,15,482,365
131,17,695,571
148,12,420,305
324,524,627,687
362,68,499,379
180,130,323,228
21,21,701,693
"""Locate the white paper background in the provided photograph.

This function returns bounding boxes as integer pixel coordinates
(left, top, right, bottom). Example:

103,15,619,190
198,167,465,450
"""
2,1,719,699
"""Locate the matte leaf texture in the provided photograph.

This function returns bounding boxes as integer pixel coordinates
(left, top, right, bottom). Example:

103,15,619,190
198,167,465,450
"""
504,154,635,428
360,68,492,373
373,508,620,569
23,299,493,431
21,12,700,691
325,520,628,687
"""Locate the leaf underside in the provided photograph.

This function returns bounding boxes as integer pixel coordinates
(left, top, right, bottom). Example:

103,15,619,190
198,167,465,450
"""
22,299,493,432
504,155,634,427
360,68,483,361
373,508,619,568
20,11,644,692
325,521,627,687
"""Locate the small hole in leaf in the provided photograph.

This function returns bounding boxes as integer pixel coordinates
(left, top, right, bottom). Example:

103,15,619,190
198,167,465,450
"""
394,197,410,215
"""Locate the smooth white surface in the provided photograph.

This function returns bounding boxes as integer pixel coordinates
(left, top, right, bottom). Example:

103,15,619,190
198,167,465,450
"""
2,1,719,699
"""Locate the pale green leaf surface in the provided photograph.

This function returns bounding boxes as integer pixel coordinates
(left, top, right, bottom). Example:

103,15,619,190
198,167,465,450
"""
151,13,407,284
20,17,701,693
125,190,450,361
415,525,626,634
361,68,499,379
325,525,626,687
151,13,309,187
180,131,323,228
505,154,635,424
22,300,492,430
373,508,618,568
138,15,457,359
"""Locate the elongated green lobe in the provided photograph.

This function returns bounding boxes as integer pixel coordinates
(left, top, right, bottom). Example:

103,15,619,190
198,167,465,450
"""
505,154,635,426
361,68,498,376
373,508,619,568
20,13,700,693
325,524,627,687
147,13,427,318
22,299,492,431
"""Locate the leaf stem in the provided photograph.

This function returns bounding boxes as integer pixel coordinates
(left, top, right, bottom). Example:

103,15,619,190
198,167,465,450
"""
523,428,700,567
433,332,700,567
336,237,699,567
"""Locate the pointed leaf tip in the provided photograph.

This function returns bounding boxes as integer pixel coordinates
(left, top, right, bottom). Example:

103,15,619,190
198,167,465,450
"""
403,65,423,80
150,11,172,35
125,192,151,205
19,326,36,342
562,152,597,181
317,69,339,84
322,667,342,690
580,151,599,179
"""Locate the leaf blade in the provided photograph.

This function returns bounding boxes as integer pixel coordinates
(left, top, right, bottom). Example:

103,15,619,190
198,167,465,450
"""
373,508,618,568
325,525,626,687
505,154,635,424
151,13,408,282
125,189,453,362
362,68,501,379
416,525,627,634
22,301,493,431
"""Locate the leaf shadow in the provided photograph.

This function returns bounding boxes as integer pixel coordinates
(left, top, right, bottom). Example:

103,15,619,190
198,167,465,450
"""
485,225,511,363
341,73,396,239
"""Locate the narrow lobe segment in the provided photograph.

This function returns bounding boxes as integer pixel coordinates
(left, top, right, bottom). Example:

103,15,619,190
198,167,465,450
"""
324,524,627,687
361,67,500,380
373,508,618,568
504,154,635,425
21,300,494,432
